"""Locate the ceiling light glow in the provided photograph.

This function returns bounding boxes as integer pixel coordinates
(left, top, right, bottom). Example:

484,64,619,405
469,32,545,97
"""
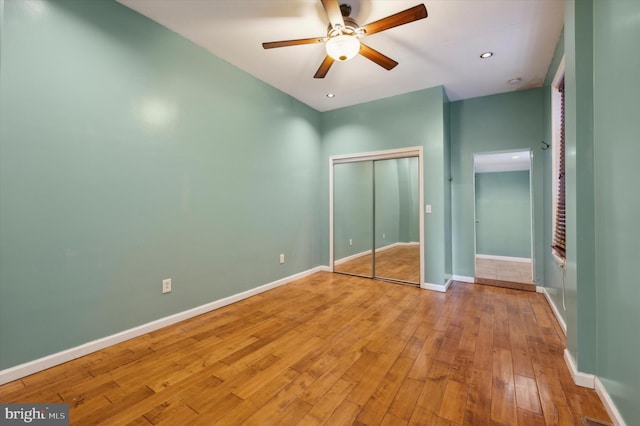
326,35,360,62
326,93,335,98
480,52,493,59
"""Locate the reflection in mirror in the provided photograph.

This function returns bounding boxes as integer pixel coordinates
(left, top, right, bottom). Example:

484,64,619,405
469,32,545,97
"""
474,150,534,288
374,157,420,284
333,161,373,277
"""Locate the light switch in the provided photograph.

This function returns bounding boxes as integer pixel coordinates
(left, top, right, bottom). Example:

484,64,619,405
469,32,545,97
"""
425,204,432,214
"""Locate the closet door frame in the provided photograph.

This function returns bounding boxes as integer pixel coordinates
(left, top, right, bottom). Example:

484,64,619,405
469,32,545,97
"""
329,147,424,287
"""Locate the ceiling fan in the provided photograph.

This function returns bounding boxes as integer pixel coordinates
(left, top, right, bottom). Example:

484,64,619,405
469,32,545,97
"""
262,0,428,78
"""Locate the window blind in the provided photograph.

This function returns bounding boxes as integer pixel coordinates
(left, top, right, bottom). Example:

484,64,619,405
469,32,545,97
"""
552,80,566,260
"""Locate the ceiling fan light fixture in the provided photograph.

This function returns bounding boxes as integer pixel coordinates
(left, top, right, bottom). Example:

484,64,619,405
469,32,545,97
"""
326,35,360,62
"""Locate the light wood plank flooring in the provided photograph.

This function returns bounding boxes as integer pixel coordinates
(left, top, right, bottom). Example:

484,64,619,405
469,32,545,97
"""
335,245,421,284
0,272,611,425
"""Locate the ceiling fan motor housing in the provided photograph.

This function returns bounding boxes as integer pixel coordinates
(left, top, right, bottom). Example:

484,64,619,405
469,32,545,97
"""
327,16,361,36
339,4,352,17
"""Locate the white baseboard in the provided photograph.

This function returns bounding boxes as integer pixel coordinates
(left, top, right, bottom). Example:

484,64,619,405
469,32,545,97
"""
334,249,371,265
421,280,451,293
547,295,624,424
452,275,474,283
594,376,627,426
442,278,453,290
334,242,420,266
0,265,329,385
564,351,628,425
541,287,567,336
563,349,595,389
475,254,532,263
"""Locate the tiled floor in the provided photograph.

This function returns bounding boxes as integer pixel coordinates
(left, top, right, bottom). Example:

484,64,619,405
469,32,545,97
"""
475,257,534,284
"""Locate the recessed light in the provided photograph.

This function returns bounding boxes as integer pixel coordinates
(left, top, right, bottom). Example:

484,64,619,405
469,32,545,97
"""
326,93,335,98
480,52,493,59
512,156,520,159
508,77,522,84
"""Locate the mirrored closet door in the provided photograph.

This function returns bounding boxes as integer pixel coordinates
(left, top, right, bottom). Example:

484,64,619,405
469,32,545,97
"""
332,151,422,286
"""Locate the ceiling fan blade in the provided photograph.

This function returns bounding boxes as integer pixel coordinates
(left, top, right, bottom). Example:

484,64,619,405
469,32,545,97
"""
314,55,335,79
359,43,398,70
361,4,428,36
321,0,345,30
262,37,325,49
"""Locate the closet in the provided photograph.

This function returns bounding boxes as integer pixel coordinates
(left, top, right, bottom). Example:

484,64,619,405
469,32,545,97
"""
330,149,423,286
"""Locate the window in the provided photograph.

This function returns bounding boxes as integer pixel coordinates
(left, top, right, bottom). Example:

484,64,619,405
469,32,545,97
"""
551,58,566,266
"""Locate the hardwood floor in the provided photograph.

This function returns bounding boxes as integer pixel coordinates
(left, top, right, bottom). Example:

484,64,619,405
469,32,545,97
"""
335,245,421,284
0,272,611,425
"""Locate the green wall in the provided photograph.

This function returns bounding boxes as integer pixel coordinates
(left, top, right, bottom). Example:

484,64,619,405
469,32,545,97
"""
374,159,402,249
403,157,421,244
443,98,453,281
475,171,532,258
544,1,640,423
592,0,640,423
562,0,597,375
0,0,322,369
333,162,373,260
542,28,566,332
450,89,545,281
321,87,449,286
375,158,420,248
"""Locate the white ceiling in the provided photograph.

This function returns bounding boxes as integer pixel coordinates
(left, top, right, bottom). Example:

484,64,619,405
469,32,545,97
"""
117,0,564,112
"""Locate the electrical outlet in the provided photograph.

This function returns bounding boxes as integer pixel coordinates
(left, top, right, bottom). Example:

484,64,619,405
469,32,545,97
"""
162,278,172,294
349,239,353,246
279,254,285,264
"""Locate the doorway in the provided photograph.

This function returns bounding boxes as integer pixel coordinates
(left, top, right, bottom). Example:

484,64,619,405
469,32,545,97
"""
473,150,535,291
330,148,424,286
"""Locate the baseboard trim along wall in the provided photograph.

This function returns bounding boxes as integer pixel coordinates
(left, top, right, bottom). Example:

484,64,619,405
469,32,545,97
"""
451,275,475,283
594,376,627,426
542,287,567,335
334,242,420,266
562,349,626,425
563,349,595,389
0,265,331,385
421,279,452,293
334,249,371,265
540,291,625,425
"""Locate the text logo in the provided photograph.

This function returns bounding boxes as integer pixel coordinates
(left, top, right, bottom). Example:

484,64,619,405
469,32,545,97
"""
1,404,68,425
